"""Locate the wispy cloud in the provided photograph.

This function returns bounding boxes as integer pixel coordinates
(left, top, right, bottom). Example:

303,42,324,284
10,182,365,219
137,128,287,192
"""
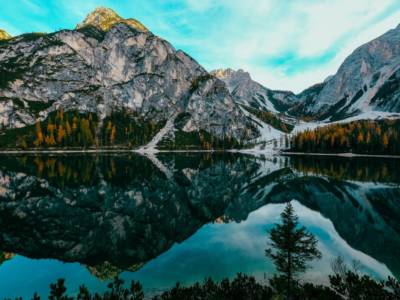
0,0,399,92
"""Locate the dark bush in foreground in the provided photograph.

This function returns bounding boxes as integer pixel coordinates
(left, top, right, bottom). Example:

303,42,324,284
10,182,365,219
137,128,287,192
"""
153,273,273,300
7,272,400,300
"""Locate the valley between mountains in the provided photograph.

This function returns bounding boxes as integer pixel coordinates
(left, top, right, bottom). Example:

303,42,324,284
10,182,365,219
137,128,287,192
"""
1,7,400,154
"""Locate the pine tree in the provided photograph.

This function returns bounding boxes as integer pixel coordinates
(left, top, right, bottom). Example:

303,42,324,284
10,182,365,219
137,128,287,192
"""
266,201,321,299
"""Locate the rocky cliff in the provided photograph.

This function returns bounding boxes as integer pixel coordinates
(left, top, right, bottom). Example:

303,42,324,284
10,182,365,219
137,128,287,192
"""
215,24,400,122
0,8,258,149
295,24,400,120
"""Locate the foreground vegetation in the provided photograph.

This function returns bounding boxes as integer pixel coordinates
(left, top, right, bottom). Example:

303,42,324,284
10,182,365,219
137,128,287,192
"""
7,202,400,299
290,119,400,155
10,268,399,300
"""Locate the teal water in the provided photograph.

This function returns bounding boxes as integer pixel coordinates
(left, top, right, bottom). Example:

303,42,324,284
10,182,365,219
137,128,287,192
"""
0,154,399,298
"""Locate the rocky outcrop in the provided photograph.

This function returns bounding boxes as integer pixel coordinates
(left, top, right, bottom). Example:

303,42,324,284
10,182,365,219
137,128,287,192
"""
76,7,148,32
0,29,11,40
212,68,298,113
213,24,400,122
303,24,400,120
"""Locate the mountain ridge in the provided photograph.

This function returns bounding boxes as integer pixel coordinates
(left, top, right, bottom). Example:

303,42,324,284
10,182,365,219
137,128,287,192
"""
0,8,400,150
76,7,148,32
215,23,400,122
0,8,259,149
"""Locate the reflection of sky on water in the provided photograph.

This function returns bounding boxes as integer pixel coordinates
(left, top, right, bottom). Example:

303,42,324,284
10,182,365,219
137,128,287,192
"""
0,201,392,298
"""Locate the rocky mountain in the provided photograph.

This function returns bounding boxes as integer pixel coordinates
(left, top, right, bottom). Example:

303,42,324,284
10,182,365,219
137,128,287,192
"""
211,68,298,113
76,7,148,32
216,24,400,123
0,7,258,149
295,24,400,121
1,7,399,150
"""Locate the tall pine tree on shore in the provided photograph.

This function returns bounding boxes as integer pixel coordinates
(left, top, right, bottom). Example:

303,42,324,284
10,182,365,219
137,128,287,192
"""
266,201,322,299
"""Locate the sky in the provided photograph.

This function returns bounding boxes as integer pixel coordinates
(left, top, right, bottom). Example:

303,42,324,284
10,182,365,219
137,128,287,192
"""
0,0,400,93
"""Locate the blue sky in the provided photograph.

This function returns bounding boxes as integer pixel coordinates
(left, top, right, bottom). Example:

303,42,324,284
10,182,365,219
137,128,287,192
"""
1,0,400,92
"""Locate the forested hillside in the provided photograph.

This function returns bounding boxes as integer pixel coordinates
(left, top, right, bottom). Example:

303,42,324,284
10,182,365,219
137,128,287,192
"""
290,119,400,155
0,110,165,149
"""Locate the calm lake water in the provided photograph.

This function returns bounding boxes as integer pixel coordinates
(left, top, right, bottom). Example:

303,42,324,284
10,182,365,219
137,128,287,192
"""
0,153,399,298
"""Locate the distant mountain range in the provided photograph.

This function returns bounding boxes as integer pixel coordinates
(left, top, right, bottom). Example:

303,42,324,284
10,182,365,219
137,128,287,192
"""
0,7,399,150
213,22,400,122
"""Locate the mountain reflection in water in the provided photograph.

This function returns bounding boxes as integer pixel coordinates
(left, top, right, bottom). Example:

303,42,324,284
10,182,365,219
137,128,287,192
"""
0,153,399,298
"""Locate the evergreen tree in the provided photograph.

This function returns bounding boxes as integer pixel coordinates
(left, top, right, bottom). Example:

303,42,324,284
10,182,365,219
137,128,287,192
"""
266,201,321,299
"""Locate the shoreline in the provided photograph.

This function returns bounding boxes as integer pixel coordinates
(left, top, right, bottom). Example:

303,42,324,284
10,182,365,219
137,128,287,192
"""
281,151,400,159
0,149,400,159
0,149,227,154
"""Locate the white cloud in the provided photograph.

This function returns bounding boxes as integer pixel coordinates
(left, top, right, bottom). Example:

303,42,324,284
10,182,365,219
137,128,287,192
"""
241,7,400,93
294,0,394,56
2,0,399,93
175,0,400,92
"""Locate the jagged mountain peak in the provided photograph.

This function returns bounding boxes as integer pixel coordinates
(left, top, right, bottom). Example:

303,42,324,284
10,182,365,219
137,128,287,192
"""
76,7,148,32
212,68,251,81
299,23,400,120
0,29,11,40
0,15,258,147
212,68,297,114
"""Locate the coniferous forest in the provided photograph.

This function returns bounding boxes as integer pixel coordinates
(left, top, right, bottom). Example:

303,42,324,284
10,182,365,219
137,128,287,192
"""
0,110,165,149
0,110,245,150
290,119,400,155
242,106,294,133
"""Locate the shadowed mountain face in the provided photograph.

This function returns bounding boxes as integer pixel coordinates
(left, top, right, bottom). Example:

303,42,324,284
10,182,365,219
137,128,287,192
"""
0,154,399,279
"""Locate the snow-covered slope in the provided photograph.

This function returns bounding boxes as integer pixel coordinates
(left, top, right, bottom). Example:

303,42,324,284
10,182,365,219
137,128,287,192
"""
294,24,400,121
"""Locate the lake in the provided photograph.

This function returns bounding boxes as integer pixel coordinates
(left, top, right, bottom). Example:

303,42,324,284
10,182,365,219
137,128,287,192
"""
0,153,399,298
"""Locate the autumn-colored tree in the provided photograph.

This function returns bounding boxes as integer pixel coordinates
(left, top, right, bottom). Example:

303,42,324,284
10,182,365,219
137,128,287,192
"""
34,121,44,146
290,119,400,155
110,125,117,145
383,133,389,148
45,133,56,146
357,132,364,144
57,124,66,144
72,116,79,132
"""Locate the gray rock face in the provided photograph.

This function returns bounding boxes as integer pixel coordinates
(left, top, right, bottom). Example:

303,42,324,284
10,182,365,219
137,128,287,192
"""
213,24,400,122
211,68,298,113
0,14,258,141
296,24,400,120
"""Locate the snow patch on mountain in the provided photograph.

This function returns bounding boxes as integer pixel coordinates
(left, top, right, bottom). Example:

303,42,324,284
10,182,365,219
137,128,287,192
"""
292,111,400,135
